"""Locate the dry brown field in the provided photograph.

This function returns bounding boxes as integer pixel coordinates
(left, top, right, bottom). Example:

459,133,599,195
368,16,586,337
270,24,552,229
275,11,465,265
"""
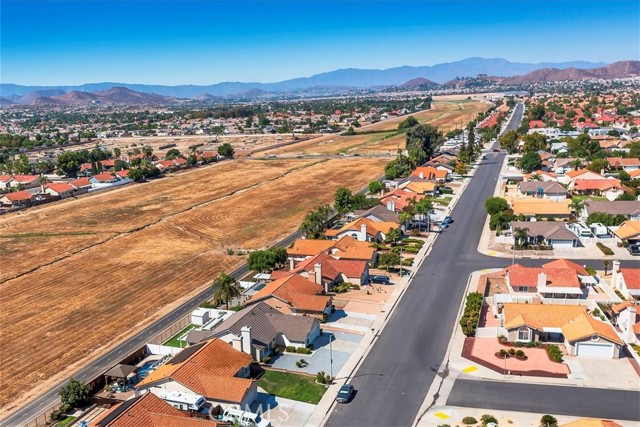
0,157,385,414
262,100,489,157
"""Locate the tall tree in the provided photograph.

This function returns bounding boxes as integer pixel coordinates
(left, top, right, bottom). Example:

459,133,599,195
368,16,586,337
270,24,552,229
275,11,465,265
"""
405,124,443,166
60,378,90,408
334,187,353,213
299,205,332,239
212,272,240,309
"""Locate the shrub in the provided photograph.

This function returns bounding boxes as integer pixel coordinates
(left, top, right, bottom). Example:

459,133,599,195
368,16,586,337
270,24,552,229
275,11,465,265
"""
50,410,63,421
546,345,564,363
498,349,508,358
515,350,525,359
316,371,327,384
272,347,280,355
286,346,296,352
514,341,524,347
485,197,509,215
296,347,311,354
226,248,235,255
540,414,558,427
351,284,360,290
402,259,413,267
59,403,72,414
596,242,614,255
481,414,499,426
296,359,308,368
462,416,478,425
499,335,507,344
508,348,515,355
459,292,483,336
261,356,271,364
439,187,454,194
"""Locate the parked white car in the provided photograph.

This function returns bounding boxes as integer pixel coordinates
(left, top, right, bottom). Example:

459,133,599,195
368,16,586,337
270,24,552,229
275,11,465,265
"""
222,408,271,427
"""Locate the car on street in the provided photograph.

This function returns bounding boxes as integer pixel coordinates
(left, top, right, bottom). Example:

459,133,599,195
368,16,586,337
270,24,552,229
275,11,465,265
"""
492,148,500,152
439,222,449,229
442,216,453,225
336,384,355,403
370,275,391,285
628,245,640,256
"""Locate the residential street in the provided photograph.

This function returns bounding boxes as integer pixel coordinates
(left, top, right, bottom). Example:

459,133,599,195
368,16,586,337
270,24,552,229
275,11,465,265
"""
325,104,640,426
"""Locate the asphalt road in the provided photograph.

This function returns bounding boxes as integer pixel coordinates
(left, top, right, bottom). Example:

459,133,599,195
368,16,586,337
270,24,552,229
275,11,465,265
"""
325,103,638,426
447,379,640,421
501,102,524,135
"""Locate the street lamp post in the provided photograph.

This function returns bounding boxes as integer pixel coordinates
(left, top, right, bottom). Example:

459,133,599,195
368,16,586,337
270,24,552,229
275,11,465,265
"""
329,335,333,383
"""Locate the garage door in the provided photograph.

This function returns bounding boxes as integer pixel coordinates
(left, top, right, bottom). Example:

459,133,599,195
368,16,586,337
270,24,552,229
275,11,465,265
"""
576,342,614,358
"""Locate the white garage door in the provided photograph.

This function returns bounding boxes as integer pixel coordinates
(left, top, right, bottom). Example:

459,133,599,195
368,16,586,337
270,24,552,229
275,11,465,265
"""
576,342,614,358
550,240,576,248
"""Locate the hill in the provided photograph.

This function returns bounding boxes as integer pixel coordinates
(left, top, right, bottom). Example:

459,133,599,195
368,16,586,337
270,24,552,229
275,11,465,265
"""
401,77,439,88
503,60,640,84
17,87,178,106
0,57,609,98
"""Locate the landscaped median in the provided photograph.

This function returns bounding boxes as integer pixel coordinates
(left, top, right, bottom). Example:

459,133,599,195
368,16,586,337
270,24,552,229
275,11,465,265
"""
258,369,328,404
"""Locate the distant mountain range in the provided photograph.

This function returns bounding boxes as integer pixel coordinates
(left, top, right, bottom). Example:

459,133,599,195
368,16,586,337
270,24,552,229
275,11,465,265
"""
1,58,638,106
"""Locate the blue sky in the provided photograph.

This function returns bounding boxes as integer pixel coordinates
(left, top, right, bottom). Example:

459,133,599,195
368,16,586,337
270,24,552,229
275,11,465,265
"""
2,0,639,85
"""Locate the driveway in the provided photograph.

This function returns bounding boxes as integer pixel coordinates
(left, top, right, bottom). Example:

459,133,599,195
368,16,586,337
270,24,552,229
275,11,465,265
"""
251,391,316,427
324,310,377,333
565,357,640,389
270,331,363,376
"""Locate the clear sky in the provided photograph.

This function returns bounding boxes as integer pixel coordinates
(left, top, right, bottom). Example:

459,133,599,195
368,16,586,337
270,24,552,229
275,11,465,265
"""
1,0,639,86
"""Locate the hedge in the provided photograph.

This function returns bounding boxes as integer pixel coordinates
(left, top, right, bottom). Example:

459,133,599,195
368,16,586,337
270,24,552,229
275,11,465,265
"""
459,292,483,337
546,344,564,363
596,242,614,255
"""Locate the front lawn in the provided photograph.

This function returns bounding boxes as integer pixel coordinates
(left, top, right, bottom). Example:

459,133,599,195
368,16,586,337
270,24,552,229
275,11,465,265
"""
164,324,196,348
258,369,327,404
56,416,76,427
571,195,608,203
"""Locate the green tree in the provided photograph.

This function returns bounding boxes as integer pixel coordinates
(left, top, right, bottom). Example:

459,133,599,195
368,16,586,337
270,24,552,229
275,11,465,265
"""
368,180,384,194
299,205,332,239
217,143,235,158
586,212,626,226
587,158,608,173
628,141,640,158
603,260,610,276
379,251,401,271
405,124,443,166
454,162,468,175
530,104,546,120
616,192,636,201
568,133,600,157
142,145,154,158
484,197,509,215
499,130,518,154
540,414,558,427
247,247,288,272
60,378,90,408
165,148,181,159
212,272,240,309
334,187,353,213
113,147,121,158
384,227,401,244
514,227,530,248
397,115,419,131
127,168,145,181
56,152,81,177
522,133,547,153
520,152,543,173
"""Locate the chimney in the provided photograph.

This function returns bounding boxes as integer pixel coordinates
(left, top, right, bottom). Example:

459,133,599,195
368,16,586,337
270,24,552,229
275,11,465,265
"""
600,168,605,176
611,260,621,288
359,223,367,242
386,200,395,212
240,326,252,357
626,306,637,343
289,257,295,271
537,272,547,289
314,263,323,285
232,335,242,352
419,172,424,179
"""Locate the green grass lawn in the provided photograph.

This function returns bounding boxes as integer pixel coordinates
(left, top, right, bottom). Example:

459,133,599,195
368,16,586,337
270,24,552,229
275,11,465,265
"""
571,195,608,203
258,370,327,404
164,324,196,348
433,196,453,206
57,416,76,427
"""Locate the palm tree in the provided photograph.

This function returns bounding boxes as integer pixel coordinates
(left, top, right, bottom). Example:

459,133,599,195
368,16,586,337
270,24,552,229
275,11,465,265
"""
603,260,610,276
212,272,240,309
513,227,530,249
529,173,543,181
570,198,584,216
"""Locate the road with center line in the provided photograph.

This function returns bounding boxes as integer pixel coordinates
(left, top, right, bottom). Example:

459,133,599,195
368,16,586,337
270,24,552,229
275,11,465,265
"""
325,102,640,426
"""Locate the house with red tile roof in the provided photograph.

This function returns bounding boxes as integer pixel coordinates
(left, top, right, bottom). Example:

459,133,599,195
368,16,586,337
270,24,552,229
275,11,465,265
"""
70,177,92,191
570,178,624,201
155,160,176,171
90,172,118,184
89,392,219,427
379,188,424,213
606,157,640,172
293,252,369,287
0,190,33,208
501,303,622,358
287,235,377,264
612,302,640,344
411,166,448,182
114,169,130,179
9,174,40,189
611,264,640,300
245,273,331,318
504,261,590,299
44,182,75,198
325,217,398,242
0,174,14,190
136,338,257,410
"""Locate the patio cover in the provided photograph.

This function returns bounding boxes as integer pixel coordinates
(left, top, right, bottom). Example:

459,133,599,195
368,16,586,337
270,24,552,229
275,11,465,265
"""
579,275,598,285
104,364,136,379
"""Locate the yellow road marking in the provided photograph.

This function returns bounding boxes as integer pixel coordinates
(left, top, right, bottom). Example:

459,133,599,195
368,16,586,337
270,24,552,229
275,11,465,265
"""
463,365,478,373
435,412,450,420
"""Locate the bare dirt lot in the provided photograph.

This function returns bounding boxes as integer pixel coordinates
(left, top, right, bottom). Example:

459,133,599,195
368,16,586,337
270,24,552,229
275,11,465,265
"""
0,157,386,414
